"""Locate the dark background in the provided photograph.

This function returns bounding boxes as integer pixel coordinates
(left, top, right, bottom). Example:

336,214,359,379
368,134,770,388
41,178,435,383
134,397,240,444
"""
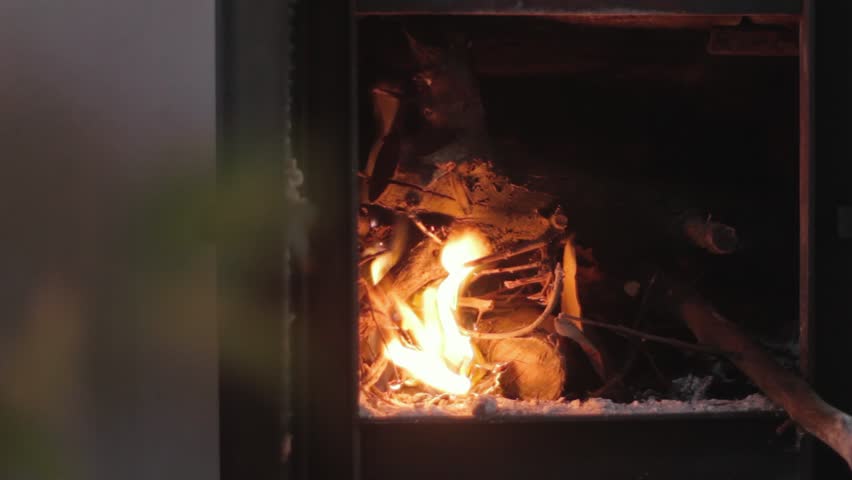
812,1,852,478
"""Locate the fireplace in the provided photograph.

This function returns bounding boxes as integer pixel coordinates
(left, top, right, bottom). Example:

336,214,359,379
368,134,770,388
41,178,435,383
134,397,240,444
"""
218,1,852,479
356,14,801,419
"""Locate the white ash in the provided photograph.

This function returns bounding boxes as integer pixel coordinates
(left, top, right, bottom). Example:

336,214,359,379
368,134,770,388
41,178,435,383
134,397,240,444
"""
472,394,498,418
670,374,715,401
758,339,801,371
361,393,779,418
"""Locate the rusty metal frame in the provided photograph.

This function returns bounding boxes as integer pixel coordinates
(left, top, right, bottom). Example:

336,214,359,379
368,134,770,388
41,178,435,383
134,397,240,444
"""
356,0,801,16
797,3,815,477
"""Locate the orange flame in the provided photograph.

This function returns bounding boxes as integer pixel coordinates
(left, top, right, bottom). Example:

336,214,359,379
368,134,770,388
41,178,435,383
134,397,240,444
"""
380,231,490,394
370,251,394,285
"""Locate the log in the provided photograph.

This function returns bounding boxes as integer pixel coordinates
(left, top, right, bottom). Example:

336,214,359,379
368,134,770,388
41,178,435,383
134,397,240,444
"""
406,32,488,138
372,159,557,247
476,305,565,401
361,83,402,203
488,336,565,401
367,33,557,248
378,239,444,302
668,285,852,470
682,215,739,254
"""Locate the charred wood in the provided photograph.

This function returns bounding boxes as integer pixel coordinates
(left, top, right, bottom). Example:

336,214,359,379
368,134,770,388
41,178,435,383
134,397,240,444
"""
665,282,852,470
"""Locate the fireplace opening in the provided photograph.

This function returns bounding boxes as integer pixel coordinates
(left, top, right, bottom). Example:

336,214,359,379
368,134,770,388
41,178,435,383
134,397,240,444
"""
356,15,800,418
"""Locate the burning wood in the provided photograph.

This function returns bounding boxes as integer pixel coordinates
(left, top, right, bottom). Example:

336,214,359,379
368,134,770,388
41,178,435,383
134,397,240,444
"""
668,284,852,470
561,239,583,331
355,27,852,471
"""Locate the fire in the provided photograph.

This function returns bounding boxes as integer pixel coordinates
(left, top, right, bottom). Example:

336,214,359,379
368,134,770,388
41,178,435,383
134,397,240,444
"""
370,251,393,285
377,231,490,395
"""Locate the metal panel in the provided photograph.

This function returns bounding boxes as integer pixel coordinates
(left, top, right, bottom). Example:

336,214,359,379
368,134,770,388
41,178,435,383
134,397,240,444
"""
217,1,291,479
810,1,852,477
357,0,801,16
797,3,815,478
362,418,798,480
292,0,361,479
798,0,814,388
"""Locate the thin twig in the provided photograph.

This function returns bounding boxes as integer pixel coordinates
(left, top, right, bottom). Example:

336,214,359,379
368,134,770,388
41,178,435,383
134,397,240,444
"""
476,262,539,276
458,297,494,323
460,267,563,340
504,274,549,289
362,355,389,390
465,240,548,268
591,271,660,396
359,250,389,266
632,271,658,329
357,172,457,201
409,214,444,245
640,344,669,387
558,314,739,358
776,418,795,436
365,294,402,382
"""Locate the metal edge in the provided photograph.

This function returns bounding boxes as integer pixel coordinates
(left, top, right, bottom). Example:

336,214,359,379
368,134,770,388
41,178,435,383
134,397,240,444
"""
359,409,786,425
797,2,815,478
292,0,360,478
355,0,802,16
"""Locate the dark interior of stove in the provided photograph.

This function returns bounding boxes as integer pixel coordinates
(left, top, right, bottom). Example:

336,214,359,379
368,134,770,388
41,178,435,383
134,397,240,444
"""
358,16,800,403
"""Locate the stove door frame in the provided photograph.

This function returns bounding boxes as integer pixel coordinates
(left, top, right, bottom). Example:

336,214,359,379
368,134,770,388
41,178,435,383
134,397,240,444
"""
216,0,827,479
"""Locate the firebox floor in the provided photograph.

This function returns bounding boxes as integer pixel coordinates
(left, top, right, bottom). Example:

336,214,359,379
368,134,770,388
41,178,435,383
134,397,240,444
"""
360,392,779,419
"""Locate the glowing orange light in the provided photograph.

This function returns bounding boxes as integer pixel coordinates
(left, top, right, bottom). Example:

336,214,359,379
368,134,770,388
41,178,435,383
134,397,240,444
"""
370,251,393,285
382,230,490,394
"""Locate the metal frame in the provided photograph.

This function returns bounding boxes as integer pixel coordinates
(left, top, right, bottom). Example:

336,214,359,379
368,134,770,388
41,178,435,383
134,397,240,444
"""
356,0,801,16
214,0,838,478
809,3,852,478
217,1,291,479
798,3,816,477
361,417,797,479
291,0,360,479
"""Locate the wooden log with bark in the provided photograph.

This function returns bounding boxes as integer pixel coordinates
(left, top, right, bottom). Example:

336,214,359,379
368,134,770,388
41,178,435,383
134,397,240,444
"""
473,271,565,401
663,281,852,470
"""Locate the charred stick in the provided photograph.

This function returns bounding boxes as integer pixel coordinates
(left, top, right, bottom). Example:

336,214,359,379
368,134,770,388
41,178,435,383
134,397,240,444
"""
465,240,548,268
504,274,549,289
633,272,658,329
458,297,494,314
359,250,389,266
361,355,389,390
358,172,457,202
670,290,852,470
640,344,669,388
593,272,660,396
682,215,739,255
558,314,736,358
408,214,444,245
461,267,562,340
476,262,540,276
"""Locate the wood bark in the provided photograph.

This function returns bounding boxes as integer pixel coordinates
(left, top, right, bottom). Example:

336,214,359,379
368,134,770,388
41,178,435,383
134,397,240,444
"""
367,32,557,249
669,285,852,470
477,305,565,401
682,215,739,254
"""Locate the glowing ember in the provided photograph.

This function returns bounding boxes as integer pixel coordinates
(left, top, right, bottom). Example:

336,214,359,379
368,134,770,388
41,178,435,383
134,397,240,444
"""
381,231,490,394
